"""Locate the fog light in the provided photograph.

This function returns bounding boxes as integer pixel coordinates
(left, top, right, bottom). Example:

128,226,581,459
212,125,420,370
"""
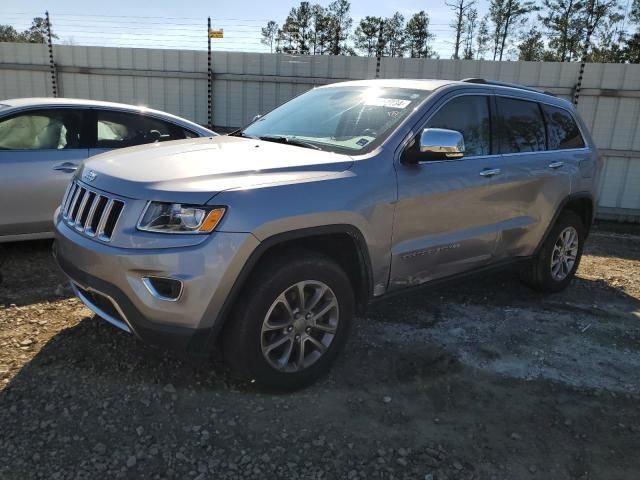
142,276,183,301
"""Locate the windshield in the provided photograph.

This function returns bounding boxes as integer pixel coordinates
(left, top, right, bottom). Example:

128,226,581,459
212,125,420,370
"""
241,86,430,154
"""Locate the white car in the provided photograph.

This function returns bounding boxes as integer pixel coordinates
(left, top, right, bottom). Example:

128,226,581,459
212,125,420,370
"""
0,98,215,242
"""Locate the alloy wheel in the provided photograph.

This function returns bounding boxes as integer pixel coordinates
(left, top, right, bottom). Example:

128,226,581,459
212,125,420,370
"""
550,226,579,281
260,281,339,372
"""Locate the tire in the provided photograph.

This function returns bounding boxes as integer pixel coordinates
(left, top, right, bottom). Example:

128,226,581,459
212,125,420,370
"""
519,210,585,293
223,249,355,391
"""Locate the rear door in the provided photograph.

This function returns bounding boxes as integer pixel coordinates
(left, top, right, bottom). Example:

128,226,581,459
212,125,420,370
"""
0,108,89,237
87,109,194,157
390,93,501,289
489,96,577,259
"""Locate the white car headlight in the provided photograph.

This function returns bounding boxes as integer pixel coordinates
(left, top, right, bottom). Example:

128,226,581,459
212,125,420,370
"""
137,202,226,234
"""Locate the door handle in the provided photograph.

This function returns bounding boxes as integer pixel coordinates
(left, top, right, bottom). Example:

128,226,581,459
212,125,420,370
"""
479,168,501,177
548,161,565,169
53,162,78,173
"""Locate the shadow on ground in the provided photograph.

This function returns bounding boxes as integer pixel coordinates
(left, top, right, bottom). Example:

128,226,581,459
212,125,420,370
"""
0,240,73,306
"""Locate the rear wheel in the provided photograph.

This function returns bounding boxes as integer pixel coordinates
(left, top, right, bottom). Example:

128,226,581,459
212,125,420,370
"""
520,210,585,293
223,250,354,390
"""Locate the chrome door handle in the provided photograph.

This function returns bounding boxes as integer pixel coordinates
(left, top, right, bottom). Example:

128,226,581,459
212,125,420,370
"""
479,168,501,177
548,161,564,169
53,162,78,173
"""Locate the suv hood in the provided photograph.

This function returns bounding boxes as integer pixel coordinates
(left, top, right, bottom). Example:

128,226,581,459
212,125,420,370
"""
78,136,354,204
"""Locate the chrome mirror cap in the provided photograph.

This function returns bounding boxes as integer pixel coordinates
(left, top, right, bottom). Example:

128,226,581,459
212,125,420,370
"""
419,128,465,159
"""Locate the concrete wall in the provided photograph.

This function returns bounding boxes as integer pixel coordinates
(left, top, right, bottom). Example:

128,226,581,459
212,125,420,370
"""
2,42,640,220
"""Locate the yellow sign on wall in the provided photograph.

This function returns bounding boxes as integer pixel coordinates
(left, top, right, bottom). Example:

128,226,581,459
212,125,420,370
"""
208,29,224,39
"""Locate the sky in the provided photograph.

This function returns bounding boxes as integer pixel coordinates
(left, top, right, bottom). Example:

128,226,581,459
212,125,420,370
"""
0,0,493,58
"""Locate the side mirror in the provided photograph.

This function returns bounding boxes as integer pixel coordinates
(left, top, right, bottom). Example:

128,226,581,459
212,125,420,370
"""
418,128,465,160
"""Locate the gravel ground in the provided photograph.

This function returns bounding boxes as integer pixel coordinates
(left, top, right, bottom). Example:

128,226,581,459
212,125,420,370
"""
0,223,639,480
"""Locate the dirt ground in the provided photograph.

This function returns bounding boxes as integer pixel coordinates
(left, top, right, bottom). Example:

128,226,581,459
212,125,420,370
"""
0,223,639,480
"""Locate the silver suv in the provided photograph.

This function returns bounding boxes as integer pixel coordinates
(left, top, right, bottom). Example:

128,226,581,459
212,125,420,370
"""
53,79,601,389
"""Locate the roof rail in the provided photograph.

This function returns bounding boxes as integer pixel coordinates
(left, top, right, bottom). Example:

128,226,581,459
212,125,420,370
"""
460,78,556,97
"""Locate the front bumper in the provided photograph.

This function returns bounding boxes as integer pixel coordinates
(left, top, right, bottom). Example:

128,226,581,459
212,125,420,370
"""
53,210,259,352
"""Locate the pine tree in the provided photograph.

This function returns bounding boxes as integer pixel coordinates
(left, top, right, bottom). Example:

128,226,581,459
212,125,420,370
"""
518,27,545,60
354,16,383,56
405,11,436,58
538,0,586,61
383,12,406,57
311,5,331,54
326,0,353,55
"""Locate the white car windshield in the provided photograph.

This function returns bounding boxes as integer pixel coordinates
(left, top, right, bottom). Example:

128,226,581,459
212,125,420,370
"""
241,86,430,154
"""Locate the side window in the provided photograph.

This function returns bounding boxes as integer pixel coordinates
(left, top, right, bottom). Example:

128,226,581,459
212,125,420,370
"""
96,111,186,148
497,98,546,153
0,109,83,150
542,104,585,150
425,95,491,157
182,128,200,138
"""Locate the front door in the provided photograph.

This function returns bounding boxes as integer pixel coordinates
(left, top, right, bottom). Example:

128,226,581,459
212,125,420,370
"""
0,108,89,237
389,94,503,289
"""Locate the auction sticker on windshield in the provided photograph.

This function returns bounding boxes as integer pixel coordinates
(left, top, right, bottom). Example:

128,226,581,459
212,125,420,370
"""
365,98,412,109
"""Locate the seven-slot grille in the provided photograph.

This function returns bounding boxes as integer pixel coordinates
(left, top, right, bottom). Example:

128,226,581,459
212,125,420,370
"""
61,179,125,242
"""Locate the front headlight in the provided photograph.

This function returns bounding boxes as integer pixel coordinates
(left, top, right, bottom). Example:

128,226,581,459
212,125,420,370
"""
137,202,226,234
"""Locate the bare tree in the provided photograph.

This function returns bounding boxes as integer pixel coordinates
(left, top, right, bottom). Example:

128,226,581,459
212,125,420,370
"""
261,21,279,53
463,8,478,59
488,0,538,60
446,0,477,59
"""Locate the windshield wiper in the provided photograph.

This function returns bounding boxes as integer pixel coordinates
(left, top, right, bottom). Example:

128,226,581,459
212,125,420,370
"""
228,130,259,139
258,135,322,150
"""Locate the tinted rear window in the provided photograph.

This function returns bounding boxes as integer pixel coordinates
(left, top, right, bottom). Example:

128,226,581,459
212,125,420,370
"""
542,104,585,150
497,97,546,153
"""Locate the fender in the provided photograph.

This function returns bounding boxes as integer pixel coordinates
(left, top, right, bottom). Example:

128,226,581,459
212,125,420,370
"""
202,224,374,346
533,192,595,256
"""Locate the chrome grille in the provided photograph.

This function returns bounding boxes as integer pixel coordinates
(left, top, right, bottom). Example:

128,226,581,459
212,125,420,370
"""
61,180,125,242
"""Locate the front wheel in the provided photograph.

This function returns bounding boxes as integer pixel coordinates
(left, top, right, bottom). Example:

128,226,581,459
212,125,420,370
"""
520,210,585,293
223,250,354,390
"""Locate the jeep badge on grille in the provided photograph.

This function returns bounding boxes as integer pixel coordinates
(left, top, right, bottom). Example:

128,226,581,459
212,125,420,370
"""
83,170,97,182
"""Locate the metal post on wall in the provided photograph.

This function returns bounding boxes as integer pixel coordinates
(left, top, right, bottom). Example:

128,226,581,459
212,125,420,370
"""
207,16,213,130
574,0,595,106
375,20,385,79
45,11,58,98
